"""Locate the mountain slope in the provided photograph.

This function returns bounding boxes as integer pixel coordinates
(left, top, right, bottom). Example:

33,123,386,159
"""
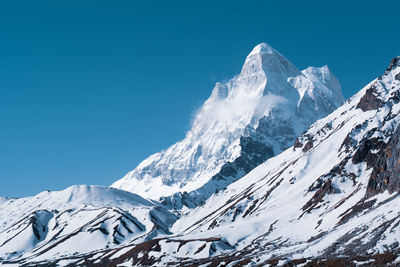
112,43,344,209
0,185,177,265
165,57,400,264
27,57,400,267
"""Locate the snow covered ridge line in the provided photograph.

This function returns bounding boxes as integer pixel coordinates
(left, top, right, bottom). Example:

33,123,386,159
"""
112,42,344,209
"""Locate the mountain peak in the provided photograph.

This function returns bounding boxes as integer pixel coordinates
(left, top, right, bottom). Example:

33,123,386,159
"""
241,42,300,78
247,42,276,56
112,43,344,205
301,65,343,97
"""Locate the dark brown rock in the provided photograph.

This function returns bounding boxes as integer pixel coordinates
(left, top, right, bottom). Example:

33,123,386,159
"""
366,124,400,198
340,133,352,153
302,179,336,212
302,140,313,152
351,137,384,165
293,137,303,150
356,87,382,112
384,56,400,75
337,199,376,225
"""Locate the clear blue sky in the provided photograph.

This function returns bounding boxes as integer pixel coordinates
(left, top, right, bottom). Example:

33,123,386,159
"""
1,0,399,197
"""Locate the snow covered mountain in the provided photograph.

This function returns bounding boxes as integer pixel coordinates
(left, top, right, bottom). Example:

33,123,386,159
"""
3,46,400,266
21,56,399,267
0,185,177,265
112,43,344,209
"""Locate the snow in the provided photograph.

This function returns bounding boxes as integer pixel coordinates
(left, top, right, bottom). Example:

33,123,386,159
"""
157,58,400,263
2,51,399,266
0,185,177,264
112,42,344,207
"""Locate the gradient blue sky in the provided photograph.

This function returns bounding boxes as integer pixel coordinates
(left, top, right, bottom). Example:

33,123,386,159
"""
1,0,399,197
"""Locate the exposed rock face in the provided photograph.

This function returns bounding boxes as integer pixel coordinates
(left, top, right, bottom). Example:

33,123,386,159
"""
302,179,336,212
302,140,314,152
348,56,400,199
356,86,382,112
385,56,400,75
366,125,400,198
352,136,384,165
293,137,303,149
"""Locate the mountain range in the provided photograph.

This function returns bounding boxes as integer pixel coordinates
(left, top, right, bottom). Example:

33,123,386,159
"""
1,44,400,266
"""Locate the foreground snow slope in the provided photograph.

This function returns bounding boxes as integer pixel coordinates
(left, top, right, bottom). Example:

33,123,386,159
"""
112,42,343,209
0,185,177,264
20,57,400,266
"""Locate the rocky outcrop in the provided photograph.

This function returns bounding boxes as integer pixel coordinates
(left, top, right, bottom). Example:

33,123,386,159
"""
351,135,384,166
385,56,400,75
293,137,303,149
302,140,314,152
302,179,336,212
356,86,382,112
366,124,400,198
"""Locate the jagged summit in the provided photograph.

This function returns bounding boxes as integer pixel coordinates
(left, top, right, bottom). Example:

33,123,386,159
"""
111,42,344,207
242,42,300,78
247,42,274,55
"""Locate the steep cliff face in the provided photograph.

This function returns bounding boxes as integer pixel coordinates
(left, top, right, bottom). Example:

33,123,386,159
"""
365,124,400,198
112,43,344,209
